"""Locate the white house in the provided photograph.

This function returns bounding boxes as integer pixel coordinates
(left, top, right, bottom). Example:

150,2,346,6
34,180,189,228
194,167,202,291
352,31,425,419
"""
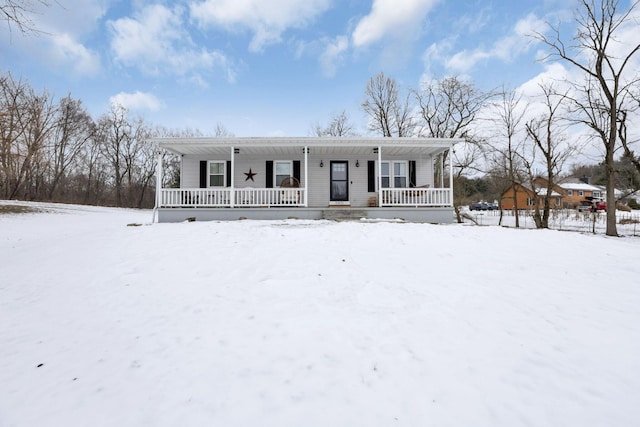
152,137,461,222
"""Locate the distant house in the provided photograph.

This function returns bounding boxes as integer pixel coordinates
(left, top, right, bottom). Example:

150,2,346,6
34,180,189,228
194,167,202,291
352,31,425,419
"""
500,178,563,210
557,177,604,208
151,137,462,223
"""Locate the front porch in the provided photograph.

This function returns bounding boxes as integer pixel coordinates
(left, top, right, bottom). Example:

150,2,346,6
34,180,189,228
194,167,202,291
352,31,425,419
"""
152,137,461,223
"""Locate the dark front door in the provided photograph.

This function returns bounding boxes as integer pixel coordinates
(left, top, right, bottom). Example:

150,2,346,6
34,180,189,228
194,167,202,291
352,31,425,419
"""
330,161,349,202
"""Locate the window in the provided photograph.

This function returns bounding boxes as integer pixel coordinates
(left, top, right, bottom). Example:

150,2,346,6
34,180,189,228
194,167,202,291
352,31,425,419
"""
527,197,535,206
275,161,292,186
567,189,573,196
593,191,601,198
380,161,408,188
208,161,225,187
381,162,390,188
394,162,407,188
578,190,584,197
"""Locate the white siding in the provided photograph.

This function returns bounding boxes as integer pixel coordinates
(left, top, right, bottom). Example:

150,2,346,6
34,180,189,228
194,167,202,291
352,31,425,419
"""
181,153,434,208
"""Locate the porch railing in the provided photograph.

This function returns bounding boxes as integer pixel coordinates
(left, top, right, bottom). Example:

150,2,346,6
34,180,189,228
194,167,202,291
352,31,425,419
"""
380,188,451,207
159,187,451,208
159,188,304,208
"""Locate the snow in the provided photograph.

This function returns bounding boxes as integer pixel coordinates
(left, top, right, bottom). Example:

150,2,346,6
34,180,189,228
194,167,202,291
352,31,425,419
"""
1,201,639,427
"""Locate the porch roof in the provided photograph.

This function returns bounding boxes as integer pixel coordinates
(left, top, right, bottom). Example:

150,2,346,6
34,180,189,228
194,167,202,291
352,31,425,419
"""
152,136,461,157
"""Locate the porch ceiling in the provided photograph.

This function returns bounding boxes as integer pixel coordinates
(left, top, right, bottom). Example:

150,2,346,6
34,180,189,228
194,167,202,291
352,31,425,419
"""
154,137,460,157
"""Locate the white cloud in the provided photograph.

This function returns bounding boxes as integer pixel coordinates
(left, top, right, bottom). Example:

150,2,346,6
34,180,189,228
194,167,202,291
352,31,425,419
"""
0,0,107,76
445,13,545,74
109,4,233,82
319,35,349,77
455,9,490,34
517,62,572,98
352,0,440,48
190,0,332,52
109,91,164,112
50,33,101,75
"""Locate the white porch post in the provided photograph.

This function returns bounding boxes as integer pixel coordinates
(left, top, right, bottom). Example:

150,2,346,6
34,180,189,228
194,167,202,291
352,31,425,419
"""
153,149,162,222
377,146,382,207
230,147,235,207
304,146,308,207
448,148,454,207
441,152,445,188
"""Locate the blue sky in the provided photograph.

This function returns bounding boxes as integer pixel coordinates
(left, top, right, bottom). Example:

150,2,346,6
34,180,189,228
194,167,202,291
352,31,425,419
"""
2,0,583,136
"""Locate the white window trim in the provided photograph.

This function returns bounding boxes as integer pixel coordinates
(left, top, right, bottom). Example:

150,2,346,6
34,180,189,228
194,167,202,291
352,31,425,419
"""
274,160,293,187
208,160,226,187
380,160,409,188
578,190,584,197
567,189,573,196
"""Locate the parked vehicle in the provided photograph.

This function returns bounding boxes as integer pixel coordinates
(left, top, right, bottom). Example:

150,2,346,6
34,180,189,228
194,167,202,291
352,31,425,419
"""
469,201,496,211
578,197,607,212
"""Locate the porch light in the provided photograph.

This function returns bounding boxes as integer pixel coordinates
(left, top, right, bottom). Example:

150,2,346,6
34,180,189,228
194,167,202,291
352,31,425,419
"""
320,160,324,167
356,160,360,167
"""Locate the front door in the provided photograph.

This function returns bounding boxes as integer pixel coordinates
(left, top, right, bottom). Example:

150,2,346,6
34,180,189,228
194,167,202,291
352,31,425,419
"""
330,161,349,202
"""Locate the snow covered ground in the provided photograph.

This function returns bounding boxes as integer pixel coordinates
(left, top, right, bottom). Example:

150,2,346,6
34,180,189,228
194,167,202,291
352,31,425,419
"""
1,201,639,427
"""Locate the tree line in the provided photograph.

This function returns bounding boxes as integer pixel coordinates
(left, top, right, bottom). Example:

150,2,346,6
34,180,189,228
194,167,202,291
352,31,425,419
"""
0,72,187,208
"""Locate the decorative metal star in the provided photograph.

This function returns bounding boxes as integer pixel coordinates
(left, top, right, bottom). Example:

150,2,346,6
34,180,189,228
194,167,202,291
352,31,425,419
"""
244,168,257,181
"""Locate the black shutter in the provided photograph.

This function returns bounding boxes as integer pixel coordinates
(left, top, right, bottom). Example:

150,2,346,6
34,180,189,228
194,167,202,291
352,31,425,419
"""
200,161,207,188
266,161,273,188
226,161,232,187
367,161,375,192
409,160,416,188
293,160,301,182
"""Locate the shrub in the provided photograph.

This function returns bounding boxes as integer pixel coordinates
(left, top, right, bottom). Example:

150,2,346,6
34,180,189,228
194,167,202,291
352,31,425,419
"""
616,203,632,212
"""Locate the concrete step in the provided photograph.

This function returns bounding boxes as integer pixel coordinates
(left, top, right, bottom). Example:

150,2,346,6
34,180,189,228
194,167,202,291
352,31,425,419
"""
322,209,368,221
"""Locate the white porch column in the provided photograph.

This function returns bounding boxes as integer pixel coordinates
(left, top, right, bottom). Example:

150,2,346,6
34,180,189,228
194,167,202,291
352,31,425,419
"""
153,149,162,222
377,146,382,207
230,147,235,207
448,147,454,207
304,146,308,207
441,152,445,188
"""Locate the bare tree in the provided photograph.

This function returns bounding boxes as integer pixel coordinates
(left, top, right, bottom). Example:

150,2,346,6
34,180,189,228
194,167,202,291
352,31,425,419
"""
0,72,28,198
524,84,577,228
362,72,414,137
311,110,357,137
213,122,233,137
485,89,528,227
96,104,137,207
1,82,57,200
78,134,107,205
617,108,640,178
1,0,49,34
46,95,95,200
414,76,493,222
534,0,640,236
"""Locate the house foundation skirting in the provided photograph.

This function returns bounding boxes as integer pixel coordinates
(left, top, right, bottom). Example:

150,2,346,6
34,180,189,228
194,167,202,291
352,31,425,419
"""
156,207,454,223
